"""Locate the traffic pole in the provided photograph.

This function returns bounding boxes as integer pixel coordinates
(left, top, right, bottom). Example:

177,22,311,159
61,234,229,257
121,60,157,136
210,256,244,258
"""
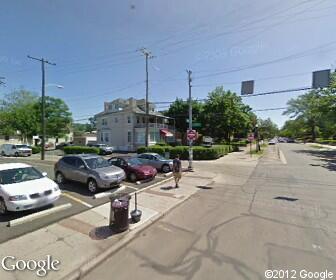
187,70,193,171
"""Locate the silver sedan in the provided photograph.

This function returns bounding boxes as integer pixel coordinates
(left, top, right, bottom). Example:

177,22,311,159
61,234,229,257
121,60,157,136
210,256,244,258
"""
137,153,173,173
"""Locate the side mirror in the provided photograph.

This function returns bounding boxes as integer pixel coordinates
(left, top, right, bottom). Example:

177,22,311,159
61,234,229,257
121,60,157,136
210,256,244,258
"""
42,172,48,177
79,165,86,169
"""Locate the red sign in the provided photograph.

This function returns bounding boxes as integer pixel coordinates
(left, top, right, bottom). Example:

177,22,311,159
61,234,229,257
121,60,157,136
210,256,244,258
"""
187,129,197,141
248,133,254,142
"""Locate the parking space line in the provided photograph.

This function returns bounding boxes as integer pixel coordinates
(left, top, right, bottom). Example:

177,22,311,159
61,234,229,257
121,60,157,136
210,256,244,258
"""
93,185,129,199
62,192,93,208
8,203,72,227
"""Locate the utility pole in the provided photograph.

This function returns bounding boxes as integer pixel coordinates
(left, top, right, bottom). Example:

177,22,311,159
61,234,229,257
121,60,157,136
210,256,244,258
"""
28,55,56,160
139,48,154,147
187,69,193,171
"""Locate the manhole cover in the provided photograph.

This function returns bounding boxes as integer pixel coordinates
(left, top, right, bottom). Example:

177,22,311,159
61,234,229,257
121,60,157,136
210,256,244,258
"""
274,196,298,202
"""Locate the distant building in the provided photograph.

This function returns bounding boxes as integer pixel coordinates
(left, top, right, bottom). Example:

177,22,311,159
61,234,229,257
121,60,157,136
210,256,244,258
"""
95,98,175,151
73,132,97,146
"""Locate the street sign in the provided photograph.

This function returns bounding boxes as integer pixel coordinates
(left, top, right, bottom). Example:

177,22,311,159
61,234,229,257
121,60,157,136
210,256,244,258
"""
192,122,202,128
187,129,197,141
248,133,254,142
241,80,254,95
312,69,330,89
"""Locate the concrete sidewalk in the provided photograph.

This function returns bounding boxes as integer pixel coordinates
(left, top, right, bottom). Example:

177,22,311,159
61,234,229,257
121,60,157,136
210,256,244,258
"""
0,167,217,280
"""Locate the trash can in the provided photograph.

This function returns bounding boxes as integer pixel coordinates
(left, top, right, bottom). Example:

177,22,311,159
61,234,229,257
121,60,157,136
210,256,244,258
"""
109,195,131,232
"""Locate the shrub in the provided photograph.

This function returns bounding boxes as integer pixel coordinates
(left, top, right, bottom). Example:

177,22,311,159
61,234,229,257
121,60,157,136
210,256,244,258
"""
316,139,336,146
137,144,234,160
63,146,99,155
31,146,41,154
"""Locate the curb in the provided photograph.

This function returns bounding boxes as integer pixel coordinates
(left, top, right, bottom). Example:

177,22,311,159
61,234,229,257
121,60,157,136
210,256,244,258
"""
61,188,194,280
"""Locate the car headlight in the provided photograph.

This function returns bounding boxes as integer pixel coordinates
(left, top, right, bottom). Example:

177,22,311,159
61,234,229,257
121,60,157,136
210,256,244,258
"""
9,195,28,201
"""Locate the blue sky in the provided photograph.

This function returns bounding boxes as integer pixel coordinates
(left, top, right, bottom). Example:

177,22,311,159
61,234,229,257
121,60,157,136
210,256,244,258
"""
1,0,336,128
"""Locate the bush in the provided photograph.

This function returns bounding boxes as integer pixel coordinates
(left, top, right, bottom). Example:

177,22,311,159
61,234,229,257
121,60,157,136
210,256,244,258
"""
137,144,234,160
316,139,336,146
63,146,99,155
31,146,41,154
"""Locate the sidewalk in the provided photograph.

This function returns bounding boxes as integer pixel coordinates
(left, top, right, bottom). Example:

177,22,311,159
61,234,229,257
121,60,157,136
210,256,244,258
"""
305,143,336,150
0,167,217,280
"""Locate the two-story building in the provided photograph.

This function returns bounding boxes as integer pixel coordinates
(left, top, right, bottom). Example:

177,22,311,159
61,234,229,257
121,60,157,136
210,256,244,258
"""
95,98,175,151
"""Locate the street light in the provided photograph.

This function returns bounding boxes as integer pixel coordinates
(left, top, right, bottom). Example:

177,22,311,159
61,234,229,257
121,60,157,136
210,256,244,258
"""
40,83,64,160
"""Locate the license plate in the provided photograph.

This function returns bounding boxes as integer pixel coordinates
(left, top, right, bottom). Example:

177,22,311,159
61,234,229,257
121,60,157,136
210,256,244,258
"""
35,198,48,206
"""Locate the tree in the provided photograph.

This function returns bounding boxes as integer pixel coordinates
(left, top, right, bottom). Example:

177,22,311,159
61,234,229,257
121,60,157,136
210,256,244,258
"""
0,90,39,141
258,118,279,139
201,87,253,141
34,96,73,138
164,98,204,138
0,89,73,141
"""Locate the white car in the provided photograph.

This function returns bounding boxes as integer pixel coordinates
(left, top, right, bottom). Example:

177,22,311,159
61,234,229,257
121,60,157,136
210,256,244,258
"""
0,144,32,157
0,163,61,214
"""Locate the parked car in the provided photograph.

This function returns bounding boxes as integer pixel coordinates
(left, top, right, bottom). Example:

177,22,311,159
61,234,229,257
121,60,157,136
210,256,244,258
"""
202,136,213,147
0,144,32,157
55,142,73,150
0,163,61,214
137,153,173,173
87,144,113,155
54,154,125,193
108,156,157,182
268,138,278,145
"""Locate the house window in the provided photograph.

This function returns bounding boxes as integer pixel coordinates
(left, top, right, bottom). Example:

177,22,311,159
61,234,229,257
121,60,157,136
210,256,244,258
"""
115,117,118,123
128,116,131,124
128,131,132,143
136,116,140,124
102,118,107,126
104,133,109,142
100,133,103,142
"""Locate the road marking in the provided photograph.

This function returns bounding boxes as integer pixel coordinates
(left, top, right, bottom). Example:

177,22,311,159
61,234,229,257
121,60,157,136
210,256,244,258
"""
93,185,129,199
62,192,93,208
8,203,72,227
164,172,173,177
279,148,287,164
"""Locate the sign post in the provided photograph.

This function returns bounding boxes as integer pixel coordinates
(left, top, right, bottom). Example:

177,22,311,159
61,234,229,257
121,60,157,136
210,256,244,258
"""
187,129,197,171
248,133,254,157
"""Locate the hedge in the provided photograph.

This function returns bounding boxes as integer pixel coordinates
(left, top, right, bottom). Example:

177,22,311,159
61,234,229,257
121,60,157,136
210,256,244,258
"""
137,144,235,160
31,146,41,154
63,146,99,155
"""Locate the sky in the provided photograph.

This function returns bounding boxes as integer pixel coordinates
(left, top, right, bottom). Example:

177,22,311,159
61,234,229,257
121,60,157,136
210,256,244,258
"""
1,0,336,128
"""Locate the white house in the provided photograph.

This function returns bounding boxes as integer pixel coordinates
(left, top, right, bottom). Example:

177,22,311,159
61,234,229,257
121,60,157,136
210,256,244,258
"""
95,98,175,151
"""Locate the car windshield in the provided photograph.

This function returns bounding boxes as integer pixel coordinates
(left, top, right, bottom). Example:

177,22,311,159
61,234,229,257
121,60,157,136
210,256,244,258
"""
127,158,143,166
84,157,110,169
15,145,29,148
0,167,43,185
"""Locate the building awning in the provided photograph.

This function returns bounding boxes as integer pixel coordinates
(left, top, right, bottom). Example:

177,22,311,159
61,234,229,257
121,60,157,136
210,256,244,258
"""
160,129,173,137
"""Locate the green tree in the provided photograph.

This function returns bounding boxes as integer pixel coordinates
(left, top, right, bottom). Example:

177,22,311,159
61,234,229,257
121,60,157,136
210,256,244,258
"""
34,96,73,138
164,98,204,136
258,118,279,139
202,87,253,141
0,90,39,141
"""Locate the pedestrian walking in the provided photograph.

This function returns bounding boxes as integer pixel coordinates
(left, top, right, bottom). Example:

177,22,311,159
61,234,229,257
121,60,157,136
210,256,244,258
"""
173,154,182,188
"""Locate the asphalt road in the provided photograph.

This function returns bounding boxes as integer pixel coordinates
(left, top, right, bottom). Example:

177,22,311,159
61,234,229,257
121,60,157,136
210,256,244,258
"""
84,143,336,280
0,156,172,244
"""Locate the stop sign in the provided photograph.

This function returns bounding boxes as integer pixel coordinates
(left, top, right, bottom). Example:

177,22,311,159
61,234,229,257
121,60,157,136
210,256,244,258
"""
187,129,197,141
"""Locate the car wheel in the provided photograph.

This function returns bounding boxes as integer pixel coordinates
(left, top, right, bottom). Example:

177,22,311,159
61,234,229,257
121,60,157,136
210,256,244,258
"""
55,172,66,184
1,151,5,157
0,198,8,215
129,173,137,183
162,164,171,173
87,179,98,193
14,152,19,157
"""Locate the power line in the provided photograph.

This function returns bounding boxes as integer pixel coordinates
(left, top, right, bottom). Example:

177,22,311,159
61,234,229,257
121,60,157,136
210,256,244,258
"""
242,87,312,97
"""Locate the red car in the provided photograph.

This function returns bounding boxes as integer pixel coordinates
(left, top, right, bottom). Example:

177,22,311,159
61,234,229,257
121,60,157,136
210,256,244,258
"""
108,156,157,182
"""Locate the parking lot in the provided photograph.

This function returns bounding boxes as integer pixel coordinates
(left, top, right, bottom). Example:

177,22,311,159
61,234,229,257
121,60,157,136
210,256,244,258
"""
0,155,173,244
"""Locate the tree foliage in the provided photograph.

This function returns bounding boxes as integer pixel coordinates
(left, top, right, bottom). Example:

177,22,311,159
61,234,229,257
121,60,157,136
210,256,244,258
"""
0,89,73,141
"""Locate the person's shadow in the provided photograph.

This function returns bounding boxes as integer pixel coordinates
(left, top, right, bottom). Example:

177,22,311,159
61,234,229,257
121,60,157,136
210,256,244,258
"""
160,186,175,191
